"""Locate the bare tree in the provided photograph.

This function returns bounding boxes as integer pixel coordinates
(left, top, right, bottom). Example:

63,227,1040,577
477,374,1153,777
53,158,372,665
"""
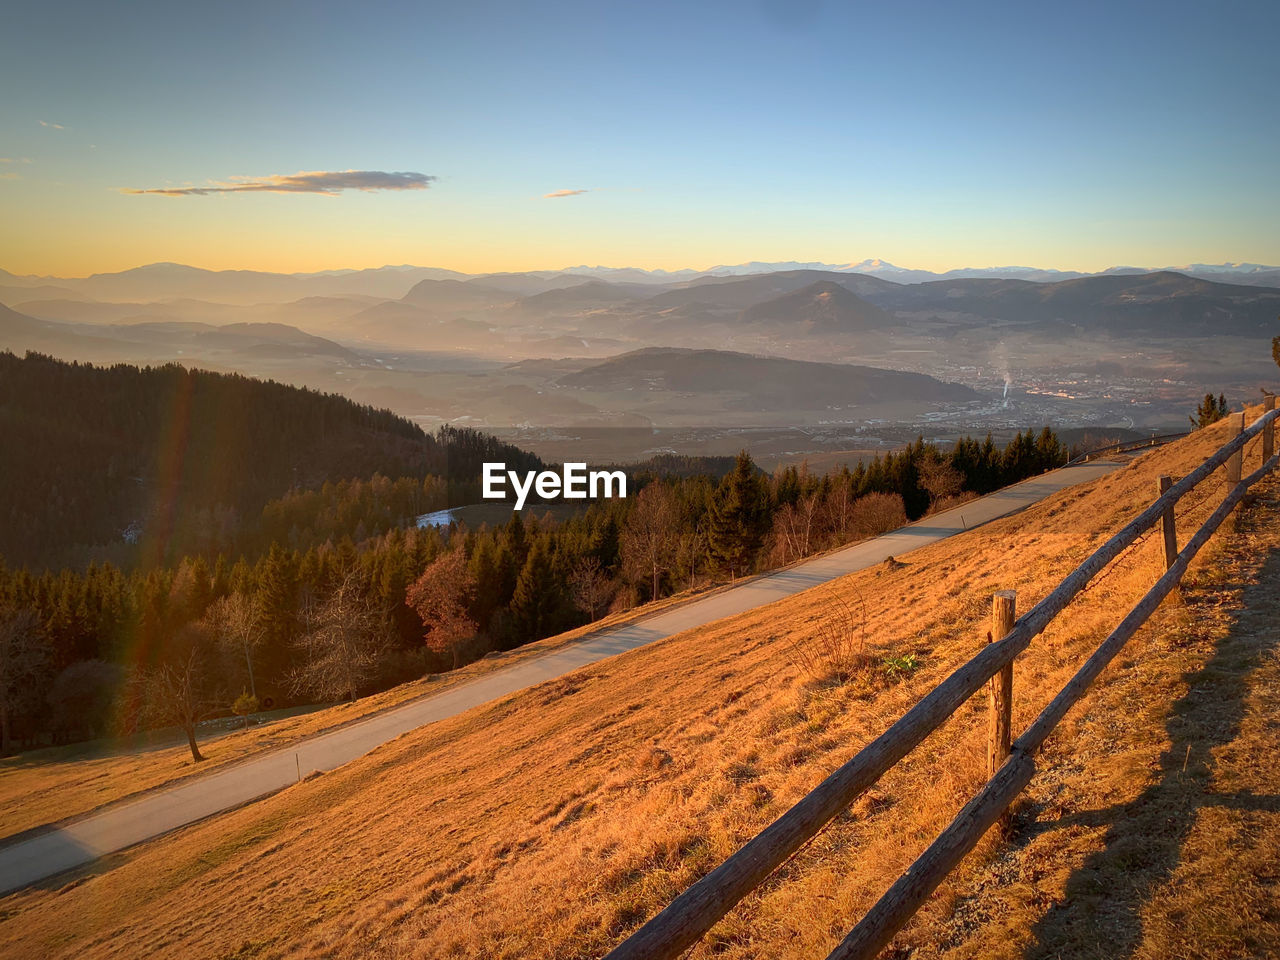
291,570,391,701
568,557,613,621
919,454,964,507
406,548,478,671
821,481,857,544
675,522,709,592
621,482,678,601
0,608,45,755
771,492,823,564
849,492,908,539
207,592,260,699
144,625,221,763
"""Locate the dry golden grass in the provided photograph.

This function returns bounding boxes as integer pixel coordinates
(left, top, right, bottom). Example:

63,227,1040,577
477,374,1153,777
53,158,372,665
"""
913,466,1280,960
0,410,1275,960
0,584,717,840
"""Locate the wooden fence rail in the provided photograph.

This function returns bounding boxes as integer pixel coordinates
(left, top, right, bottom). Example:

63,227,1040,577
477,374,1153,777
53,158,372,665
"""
830,447,1279,960
604,403,1280,960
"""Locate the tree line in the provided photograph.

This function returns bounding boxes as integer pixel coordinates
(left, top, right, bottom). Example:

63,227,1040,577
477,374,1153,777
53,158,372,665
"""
0,428,1066,758
0,351,539,571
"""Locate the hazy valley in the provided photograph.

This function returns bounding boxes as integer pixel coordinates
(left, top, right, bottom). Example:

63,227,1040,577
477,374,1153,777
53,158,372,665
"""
3,260,1277,464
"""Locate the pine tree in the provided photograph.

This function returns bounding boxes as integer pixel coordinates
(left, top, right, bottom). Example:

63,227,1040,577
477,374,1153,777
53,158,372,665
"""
1035,426,1064,471
977,433,1000,492
774,464,802,508
1191,393,1228,429
594,514,621,571
508,540,561,646
504,512,527,568
211,555,231,599
254,543,299,683
708,451,768,579
467,536,502,632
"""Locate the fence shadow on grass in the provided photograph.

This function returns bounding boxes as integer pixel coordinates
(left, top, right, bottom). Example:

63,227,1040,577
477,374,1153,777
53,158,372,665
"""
1018,546,1280,959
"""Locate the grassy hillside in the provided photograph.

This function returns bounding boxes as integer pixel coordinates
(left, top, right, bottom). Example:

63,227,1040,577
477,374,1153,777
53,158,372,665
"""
0,411,1276,958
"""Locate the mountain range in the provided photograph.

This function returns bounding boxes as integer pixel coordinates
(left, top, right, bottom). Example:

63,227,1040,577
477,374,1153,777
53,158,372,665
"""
3,258,1277,448
4,258,1279,305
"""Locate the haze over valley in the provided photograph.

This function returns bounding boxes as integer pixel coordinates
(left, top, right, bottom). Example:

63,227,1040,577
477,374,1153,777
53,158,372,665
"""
3,259,1276,463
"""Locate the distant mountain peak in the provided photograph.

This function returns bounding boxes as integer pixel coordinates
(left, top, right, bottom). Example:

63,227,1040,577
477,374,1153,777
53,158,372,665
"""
741,278,891,331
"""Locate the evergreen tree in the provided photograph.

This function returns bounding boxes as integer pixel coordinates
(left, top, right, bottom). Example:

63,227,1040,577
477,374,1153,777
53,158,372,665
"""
467,536,502,633
708,451,768,578
254,544,299,684
1191,393,1228,429
774,464,802,508
508,541,562,646
593,514,621,571
1035,426,1065,471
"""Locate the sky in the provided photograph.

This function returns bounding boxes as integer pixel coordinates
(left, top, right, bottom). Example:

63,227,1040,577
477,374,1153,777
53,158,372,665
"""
2,0,1278,277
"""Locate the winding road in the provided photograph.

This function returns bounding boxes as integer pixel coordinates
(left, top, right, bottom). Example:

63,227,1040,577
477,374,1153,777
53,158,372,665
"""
0,460,1122,895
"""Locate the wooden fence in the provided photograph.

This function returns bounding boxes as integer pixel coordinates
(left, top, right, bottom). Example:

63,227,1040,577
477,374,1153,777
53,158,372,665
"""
605,396,1278,960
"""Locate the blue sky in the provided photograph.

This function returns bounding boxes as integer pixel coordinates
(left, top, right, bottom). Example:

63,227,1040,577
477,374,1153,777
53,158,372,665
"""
2,0,1277,275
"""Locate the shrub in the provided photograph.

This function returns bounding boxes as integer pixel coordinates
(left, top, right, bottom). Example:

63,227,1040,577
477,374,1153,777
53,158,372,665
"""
231,690,260,729
882,652,920,682
791,590,872,684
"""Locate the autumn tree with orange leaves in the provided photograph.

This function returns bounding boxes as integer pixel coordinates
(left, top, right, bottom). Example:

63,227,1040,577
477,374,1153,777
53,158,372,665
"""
407,548,478,671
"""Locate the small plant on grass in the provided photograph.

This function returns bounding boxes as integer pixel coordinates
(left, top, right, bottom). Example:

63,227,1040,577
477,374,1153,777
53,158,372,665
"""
791,589,872,684
232,690,259,730
882,652,920,682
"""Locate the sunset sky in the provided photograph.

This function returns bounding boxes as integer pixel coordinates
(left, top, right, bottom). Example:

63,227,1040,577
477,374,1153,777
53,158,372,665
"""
2,0,1277,277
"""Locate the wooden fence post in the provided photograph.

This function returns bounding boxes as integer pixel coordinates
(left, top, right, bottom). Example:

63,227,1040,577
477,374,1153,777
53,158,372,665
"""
1158,476,1177,571
987,592,1015,782
1225,412,1244,485
1264,394,1276,462
1225,412,1245,532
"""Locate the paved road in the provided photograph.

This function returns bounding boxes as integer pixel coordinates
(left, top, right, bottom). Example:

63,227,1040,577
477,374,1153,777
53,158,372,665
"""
0,461,1122,895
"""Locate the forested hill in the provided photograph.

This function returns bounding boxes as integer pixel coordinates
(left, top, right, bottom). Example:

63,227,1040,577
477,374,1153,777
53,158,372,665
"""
0,351,540,570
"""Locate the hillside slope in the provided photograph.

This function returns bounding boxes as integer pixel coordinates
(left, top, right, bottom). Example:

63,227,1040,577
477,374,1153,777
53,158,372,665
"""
739,279,894,333
0,352,538,568
921,477,1280,959
557,347,979,407
0,412,1275,959
864,271,1280,337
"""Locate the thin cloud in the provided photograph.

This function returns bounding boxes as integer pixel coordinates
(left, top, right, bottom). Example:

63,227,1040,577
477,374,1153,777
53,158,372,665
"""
544,188,589,198
0,173,19,181
124,169,437,197
0,158,32,164
39,120,66,130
